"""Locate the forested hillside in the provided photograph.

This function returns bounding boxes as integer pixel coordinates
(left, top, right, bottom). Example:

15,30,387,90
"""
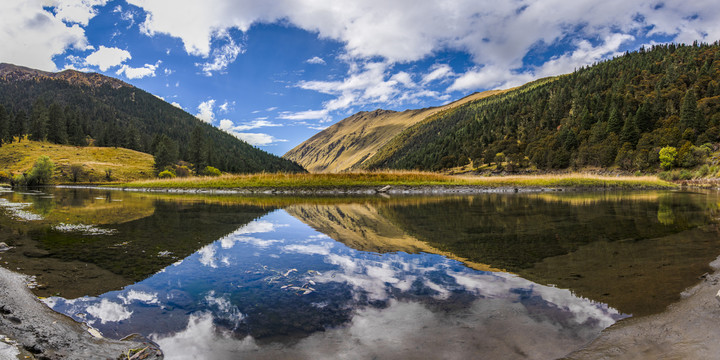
363,42,720,172
0,64,304,174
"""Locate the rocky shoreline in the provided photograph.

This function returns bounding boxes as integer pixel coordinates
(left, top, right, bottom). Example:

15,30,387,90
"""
58,183,669,195
0,266,163,360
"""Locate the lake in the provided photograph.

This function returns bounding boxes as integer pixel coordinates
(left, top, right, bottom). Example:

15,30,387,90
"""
1,187,719,359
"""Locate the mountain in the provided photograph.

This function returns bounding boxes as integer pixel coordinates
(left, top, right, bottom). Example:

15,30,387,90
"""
283,90,506,172
288,42,720,174
0,63,304,174
361,42,720,172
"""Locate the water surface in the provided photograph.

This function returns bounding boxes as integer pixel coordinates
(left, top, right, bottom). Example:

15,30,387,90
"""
1,188,718,359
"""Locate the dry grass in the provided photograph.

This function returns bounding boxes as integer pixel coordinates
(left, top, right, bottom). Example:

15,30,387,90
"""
0,139,155,183
114,171,676,190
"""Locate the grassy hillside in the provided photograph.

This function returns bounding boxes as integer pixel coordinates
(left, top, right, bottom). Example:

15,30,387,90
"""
283,90,506,172
0,63,304,174
362,42,720,173
0,139,154,183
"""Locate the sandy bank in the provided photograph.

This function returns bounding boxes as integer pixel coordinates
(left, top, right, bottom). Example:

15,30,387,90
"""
0,266,163,360
566,256,720,359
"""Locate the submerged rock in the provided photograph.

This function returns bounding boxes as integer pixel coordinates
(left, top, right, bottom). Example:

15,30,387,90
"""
0,242,11,252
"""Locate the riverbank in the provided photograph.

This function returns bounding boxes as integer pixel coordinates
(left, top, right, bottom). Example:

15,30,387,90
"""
0,266,163,360
566,255,720,359
100,172,675,194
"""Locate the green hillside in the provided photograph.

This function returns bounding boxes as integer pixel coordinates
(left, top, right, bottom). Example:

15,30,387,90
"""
363,42,720,173
0,63,305,174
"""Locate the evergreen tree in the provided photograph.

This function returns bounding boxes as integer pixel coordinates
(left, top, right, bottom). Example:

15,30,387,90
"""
65,109,85,146
0,105,8,145
12,110,28,142
606,108,623,134
153,135,178,171
29,99,48,141
189,125,208,174
620,116,639,146
47,103,68,144
680,89,698,130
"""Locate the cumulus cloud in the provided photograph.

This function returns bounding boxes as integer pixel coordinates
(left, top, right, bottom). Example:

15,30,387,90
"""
115,61,160,79
195,99,216,123
49,0,111,26
306,56,326,65
280,61,450,122
448,33,635,92
126,0,720,97
0,0,91,71
85,46,131,71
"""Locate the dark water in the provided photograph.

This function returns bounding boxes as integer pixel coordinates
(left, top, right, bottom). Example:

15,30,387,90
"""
1,188,719,359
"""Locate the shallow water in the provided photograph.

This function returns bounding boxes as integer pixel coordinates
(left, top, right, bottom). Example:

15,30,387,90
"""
1,188,719,359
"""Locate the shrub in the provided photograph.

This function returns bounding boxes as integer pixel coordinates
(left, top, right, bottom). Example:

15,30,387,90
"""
69,164,84,183
202,166,221,177
158,170,176,179
11,174,26,186
105,169,113,181
25,156,54,186
658,146,677,170
694,164,711,178
175,165,191,178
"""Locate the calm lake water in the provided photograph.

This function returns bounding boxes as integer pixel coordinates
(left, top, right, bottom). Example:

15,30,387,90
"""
1,187,719,359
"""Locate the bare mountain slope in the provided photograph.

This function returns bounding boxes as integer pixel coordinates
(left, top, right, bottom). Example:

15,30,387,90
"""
283,90,506,172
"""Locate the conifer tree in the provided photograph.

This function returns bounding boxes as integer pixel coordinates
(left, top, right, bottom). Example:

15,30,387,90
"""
29,100,48,141
606,108,623,134
47,103,68,144
189,125,208,174
0,105,8,145
11,110,27,142
680,89,698,130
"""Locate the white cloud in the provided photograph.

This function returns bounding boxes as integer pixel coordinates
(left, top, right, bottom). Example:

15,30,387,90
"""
49,0,110,26
233,120,282,131
306,56,326,65
235,132,287,146
171,102,182,109
278,109,330,122
115,61,160,79
218,119,287,146
196,99,216,123
85,46,131,71
282,61,450,122
126,0,720,95
0,0,91,71
198,34,244,75
448,33,635,92
421,64,454,85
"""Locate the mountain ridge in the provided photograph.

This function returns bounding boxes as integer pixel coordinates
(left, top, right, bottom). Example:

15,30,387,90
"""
0,63,130,90
283,89,507,172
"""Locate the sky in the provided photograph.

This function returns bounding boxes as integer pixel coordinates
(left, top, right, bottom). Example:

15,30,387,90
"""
1,1,720,156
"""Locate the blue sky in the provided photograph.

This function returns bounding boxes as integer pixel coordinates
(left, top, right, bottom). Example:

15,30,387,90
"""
2,0,719,156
